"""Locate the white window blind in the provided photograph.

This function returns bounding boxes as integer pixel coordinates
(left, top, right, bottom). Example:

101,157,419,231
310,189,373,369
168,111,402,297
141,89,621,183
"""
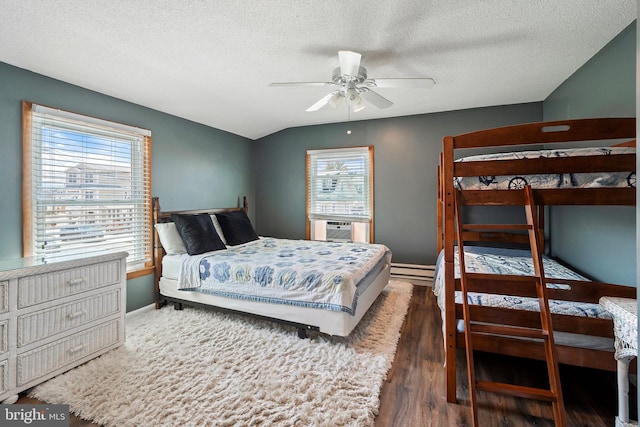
24,102,152,271
306,146,373,222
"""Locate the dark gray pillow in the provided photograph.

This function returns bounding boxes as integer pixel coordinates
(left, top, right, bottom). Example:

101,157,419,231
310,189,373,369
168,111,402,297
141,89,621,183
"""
215,210,259,246
171,213,226,255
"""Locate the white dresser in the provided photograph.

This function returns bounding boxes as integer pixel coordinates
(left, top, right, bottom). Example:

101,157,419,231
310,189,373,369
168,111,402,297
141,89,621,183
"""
0,251,127,403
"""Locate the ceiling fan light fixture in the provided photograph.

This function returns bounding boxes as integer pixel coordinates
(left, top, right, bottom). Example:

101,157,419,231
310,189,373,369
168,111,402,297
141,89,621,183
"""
345,87,359,105
352,98,366,112
328,92,343,109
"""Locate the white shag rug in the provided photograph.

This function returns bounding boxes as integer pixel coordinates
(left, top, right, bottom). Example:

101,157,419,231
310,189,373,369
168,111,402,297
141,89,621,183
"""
30,280,413,427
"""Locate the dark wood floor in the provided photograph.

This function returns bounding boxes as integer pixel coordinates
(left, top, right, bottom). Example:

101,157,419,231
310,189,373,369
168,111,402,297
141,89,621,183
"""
376,285,635,426
18,285,635,426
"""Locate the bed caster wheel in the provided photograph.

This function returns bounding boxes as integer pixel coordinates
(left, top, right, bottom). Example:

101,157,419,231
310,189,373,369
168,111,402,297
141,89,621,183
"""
297,328,308,339
174,302,183,311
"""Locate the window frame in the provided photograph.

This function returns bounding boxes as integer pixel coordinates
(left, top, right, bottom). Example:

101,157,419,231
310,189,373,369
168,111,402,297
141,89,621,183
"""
305,146,374,243
22,101,154,279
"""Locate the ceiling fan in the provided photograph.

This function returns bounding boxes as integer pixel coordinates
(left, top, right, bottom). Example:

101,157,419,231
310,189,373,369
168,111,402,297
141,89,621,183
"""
270,50,435,112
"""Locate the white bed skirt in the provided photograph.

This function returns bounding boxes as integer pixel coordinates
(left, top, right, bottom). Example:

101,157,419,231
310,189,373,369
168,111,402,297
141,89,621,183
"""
159,264,391,337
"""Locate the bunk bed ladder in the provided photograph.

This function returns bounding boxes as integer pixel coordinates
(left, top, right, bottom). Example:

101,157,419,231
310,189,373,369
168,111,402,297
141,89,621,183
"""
454,185,566,426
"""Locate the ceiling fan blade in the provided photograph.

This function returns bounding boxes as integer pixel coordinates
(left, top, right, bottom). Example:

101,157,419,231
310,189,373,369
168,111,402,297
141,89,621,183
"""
360,89,393,109
270,82,334,87
338,50,361,77
306,93,336,112
371,78,436,89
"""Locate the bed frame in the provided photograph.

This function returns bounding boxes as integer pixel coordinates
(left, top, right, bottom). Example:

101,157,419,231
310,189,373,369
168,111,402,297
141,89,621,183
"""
152,197,391,338
437,117,637,403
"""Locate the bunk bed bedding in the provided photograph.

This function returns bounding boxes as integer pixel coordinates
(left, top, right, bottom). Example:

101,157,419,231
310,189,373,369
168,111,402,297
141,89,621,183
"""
454,146,636,190
433,246,612,321
432,247,615,351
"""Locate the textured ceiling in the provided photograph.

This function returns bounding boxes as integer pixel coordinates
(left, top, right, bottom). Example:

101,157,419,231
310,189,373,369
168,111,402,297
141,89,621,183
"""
0,1,636,140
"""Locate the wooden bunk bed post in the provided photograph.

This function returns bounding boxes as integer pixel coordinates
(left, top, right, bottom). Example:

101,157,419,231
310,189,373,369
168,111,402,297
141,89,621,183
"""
442,136,458,403
437,160,442,253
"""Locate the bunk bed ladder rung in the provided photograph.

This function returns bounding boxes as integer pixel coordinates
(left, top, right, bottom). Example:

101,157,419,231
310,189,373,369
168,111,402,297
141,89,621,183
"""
454,185,566,427
461,224,532,231
476,381,558,402
470,322,548,340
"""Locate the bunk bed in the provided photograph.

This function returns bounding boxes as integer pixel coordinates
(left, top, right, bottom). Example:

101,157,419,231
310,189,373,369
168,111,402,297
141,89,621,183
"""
435,117,637,404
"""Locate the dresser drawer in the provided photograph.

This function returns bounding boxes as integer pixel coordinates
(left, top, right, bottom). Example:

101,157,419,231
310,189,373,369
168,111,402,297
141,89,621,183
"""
0,282,7,314
17,319,121,386
0,359,6,394
0,320,7,355
18,260,122,308
18,289,122,347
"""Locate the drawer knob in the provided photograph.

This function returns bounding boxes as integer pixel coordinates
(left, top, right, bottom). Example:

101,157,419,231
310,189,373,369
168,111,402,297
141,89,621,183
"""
67,278,86,286
68,344,85,354
67,310,85,320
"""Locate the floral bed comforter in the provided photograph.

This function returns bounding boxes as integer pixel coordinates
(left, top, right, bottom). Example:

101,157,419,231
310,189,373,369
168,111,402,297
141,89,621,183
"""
178,238,391,315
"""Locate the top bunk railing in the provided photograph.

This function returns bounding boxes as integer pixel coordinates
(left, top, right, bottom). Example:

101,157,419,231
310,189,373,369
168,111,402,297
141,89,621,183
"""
441,117,636,208
445,117,636,149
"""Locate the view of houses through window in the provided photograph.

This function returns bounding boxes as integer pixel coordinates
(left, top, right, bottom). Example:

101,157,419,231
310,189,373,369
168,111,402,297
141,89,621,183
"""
23,102,152,272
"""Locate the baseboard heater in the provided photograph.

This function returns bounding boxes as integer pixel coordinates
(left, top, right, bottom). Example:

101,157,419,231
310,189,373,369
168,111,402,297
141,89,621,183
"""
390,263,435,281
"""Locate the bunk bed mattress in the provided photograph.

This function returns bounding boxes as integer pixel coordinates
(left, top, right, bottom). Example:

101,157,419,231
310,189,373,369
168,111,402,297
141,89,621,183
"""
433,246,611,319
454,146,635,190
432,246,615,350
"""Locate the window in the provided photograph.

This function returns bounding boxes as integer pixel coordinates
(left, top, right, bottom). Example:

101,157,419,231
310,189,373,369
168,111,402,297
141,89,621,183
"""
306,146,373,243
22,101,153,276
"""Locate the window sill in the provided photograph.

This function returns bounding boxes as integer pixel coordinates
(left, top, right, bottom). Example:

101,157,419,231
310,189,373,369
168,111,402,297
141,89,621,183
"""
127,266,154,280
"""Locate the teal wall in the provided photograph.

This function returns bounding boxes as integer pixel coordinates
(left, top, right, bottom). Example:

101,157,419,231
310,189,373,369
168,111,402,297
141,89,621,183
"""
543,21,636,285
0,62,254,311
253,103,542,265
544,22,636,121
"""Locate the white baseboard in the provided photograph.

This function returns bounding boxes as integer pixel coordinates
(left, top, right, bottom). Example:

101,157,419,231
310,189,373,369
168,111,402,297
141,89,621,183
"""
126,303,156,320
390,263,435,285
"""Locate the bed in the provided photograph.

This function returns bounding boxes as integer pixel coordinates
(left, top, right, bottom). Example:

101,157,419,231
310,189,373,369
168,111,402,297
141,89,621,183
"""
152,198,392,337
436,117,637,403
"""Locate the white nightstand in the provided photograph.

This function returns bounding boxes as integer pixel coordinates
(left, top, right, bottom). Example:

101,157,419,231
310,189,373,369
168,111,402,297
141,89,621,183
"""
599,296,638,427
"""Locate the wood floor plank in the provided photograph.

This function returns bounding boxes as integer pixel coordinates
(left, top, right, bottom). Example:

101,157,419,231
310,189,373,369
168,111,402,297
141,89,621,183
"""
16,284,634,426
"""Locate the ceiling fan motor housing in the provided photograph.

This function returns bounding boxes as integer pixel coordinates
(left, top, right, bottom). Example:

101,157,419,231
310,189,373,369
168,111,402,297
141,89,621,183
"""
332,66,368,84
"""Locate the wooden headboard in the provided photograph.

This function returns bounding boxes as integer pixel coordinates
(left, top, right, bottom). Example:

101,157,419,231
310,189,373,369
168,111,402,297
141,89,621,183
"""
151,196,248,308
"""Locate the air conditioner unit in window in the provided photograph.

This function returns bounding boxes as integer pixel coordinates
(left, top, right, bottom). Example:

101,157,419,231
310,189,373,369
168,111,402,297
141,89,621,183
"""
326,221,352,242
